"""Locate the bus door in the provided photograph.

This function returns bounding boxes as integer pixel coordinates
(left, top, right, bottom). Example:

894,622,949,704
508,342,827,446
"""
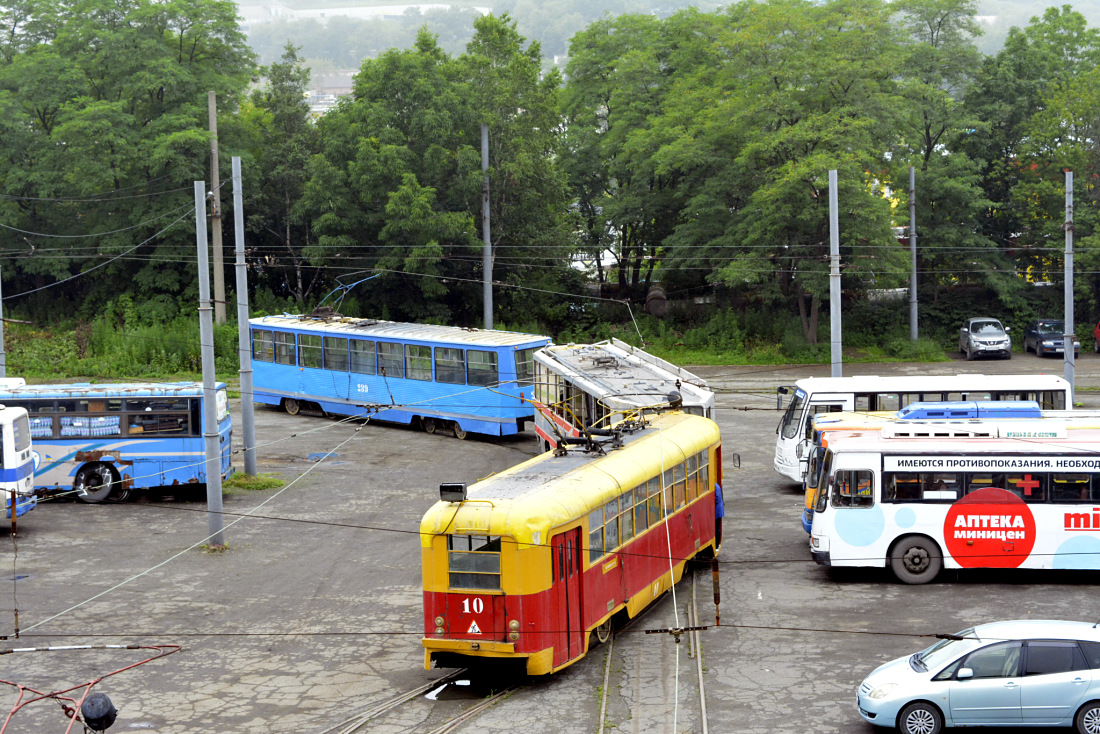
796,396,851,478
550,528,584,668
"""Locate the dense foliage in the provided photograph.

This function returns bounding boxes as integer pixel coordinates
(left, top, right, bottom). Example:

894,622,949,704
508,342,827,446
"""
3,0,1100,373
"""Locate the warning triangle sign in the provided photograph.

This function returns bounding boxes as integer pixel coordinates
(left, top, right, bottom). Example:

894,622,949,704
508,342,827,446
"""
467,621,482,634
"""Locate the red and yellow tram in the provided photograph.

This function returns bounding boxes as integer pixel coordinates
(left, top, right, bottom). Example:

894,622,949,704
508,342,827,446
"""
420,411,723,675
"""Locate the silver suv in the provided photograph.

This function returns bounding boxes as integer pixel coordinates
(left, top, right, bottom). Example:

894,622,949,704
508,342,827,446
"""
959,317,1012,360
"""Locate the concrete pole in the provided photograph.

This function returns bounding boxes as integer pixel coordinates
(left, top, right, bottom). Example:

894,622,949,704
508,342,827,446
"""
909,166,918,341
829,170,842,377
195,181,225,547
481,124,493,330
209,92,226,325
1065,170,1075,403
232,157,257,475
0,266,6,378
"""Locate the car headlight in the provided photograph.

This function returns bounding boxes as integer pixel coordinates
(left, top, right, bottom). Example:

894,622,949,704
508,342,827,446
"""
868,682,899,700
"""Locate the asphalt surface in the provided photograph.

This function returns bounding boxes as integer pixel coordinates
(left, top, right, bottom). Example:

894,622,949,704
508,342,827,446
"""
3,350,1100,733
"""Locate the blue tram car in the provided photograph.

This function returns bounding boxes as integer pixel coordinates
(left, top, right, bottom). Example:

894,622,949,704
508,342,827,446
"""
249,315,552,438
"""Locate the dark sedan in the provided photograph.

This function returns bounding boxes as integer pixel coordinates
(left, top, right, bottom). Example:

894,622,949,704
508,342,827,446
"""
1023,319,1081,357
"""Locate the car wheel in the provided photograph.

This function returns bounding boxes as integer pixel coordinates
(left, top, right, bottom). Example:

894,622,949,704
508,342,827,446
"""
1006,349,1013,360
889,536,942,584
965,346,974,361
1094,340,1099,354
1075,700,1100,734
898,702,943,734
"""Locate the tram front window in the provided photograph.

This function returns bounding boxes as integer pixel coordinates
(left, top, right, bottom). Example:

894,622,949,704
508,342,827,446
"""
448,535,502,590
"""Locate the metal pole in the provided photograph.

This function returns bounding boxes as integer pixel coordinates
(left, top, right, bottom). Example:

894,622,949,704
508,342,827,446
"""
1065,170,1075,403
481,124,493,330
195,181,225,547
0,265,7,378
232,157,257,475
209,91,226,325
909,166,918,341
829,170,842,377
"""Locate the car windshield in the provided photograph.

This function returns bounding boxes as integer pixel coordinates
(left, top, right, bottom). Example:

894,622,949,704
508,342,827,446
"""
1036,321,1064,334
971,321,1004,336
910,629,982,672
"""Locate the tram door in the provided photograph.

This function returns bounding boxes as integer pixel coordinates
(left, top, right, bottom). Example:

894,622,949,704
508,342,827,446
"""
550,529,584,668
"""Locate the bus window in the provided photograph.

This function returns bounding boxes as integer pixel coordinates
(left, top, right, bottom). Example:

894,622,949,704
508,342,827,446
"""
832,470,873,508
378,342,404,378
1052,474,1092,503
1007,473,1046,502
323,337,349,371
876,393,900,411
900,393,922,408
921,473,958,500
1038,391,1066,410
350,339,376,374
11,414,29,453
435,347,466,385
855,394,871,411
805,405,841,440
300,335,322,368
967,474,1004,494
467,350,498,386
779,391,805,439
406,345,432,381
884,474,921,502
273,332,296,365
252,330,274,362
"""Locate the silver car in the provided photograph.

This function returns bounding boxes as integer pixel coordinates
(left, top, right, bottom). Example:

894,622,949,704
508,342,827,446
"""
857,619,1100,734
959,317,1012,360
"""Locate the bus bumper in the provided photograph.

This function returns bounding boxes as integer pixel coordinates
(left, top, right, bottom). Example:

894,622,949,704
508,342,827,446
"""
811,549,831,565
810,533,830,565
5,493,37,519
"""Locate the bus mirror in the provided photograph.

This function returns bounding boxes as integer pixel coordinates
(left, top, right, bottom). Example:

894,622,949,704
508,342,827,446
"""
731,453,741,469
439,483,467,502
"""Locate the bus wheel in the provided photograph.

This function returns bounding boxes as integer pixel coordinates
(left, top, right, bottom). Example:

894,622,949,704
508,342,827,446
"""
890,536,942,585
74,463,120,504
283,398,300,415
452,422,467,440
422,418,437,434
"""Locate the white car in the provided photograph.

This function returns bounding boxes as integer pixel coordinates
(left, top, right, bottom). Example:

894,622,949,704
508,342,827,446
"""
858,619,1100,734
959,317,1012,360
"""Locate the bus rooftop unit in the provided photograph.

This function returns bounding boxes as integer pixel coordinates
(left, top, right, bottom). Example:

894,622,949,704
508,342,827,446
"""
421,411,724,675
532,338,714,450
249,315,551,439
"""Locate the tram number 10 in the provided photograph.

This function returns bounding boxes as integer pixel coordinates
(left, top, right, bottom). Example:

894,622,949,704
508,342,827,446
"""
460,597,485,614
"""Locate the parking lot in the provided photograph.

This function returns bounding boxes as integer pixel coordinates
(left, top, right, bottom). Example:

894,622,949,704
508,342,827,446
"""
4,351,1100,733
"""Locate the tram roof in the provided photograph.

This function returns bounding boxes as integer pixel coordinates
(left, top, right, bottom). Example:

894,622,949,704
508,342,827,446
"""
250,315,550,348
534,339,713,409
419,411,721,545
0,381,223,399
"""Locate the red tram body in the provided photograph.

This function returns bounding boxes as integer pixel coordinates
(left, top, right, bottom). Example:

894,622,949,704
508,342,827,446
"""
420,411,723,675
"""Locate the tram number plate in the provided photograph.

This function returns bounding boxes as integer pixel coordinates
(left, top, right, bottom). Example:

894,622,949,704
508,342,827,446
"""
461,597,485,614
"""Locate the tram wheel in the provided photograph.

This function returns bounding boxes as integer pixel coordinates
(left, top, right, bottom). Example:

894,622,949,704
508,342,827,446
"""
283,398,300,415
74,463,120,504
452,422,467,440
595,620,612,644
423,418,437,434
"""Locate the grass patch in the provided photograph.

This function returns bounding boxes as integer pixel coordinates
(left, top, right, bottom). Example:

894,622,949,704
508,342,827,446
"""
223,473,284,491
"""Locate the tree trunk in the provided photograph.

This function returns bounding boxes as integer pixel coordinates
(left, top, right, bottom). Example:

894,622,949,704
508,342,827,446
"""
798,290,820,345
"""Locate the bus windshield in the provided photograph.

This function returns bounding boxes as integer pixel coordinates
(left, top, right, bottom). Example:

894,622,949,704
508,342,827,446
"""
779,391,805,439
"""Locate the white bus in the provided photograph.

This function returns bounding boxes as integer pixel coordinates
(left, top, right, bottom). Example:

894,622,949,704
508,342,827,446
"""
0,404,37,521
774,374,1071,483
809,422,1100,583
532,339,714,450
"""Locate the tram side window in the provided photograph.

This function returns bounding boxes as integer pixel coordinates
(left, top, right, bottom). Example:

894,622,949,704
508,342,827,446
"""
1007,472,1047,502
673,463,687,509
647,477,662,526
699,449,709,489
1052,474,1095,503
588,508,604,562
350,339,376,375
533,361,551,404
406,345,432,381
515,347,538,386
633,485,649,534
604,496,621,550
300,335,323,368
876,393,900,411
447,535,501,590
324,337,349,372
619,491,635,543
435,347,466,385
686,454,698,501
378,342,404,378
468,350,498,387
831,470,873,508
663,469,675,517
252,329,274,362
273,332,296,365
1038,390,1066,410
855,394,871,411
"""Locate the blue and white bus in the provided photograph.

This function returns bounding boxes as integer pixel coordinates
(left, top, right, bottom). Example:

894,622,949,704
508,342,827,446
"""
0,404,37,520
0,382,233,503
249,315,552,438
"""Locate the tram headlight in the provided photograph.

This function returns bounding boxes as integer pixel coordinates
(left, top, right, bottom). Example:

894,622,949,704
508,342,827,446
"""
434,616,445,627
508,632,519,641
435,627,445,635
508,620,520,631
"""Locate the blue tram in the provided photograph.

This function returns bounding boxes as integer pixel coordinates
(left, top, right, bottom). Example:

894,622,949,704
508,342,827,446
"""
249,315,552,438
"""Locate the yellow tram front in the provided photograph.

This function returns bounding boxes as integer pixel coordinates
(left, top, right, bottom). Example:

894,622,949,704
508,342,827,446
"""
420,411,723,676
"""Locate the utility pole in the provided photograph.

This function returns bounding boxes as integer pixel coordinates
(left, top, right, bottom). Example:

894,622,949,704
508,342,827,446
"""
829,170,842,377
909,166,917,341
481,124,493,330
0,267,6,378
209,91,226,325
232,157,257,475
1065,170,1075,403
195,181,225,547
